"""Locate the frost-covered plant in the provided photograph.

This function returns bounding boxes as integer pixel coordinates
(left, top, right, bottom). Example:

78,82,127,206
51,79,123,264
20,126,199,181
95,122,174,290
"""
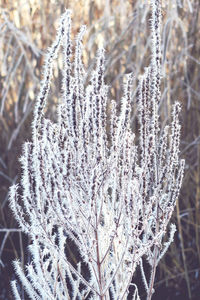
9,0,185,299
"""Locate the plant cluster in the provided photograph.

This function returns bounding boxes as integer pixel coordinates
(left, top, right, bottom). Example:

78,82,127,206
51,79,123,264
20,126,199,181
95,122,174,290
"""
9,1,184,299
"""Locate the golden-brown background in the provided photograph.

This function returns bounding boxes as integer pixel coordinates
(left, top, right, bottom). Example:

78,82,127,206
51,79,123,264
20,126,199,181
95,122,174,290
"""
0,0,199,299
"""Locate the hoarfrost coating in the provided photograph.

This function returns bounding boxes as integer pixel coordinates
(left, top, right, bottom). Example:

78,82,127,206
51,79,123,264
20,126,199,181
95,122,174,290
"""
9,1,185,299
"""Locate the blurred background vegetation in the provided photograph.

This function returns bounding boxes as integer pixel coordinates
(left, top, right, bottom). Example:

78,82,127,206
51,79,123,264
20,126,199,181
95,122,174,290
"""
0,0,199,299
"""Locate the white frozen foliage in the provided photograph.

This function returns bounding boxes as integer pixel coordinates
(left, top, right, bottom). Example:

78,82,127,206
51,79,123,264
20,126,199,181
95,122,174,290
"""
9,1,185,299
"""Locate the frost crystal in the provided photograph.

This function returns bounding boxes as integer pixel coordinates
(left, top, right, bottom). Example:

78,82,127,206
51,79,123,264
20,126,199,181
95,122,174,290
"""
10,1,184,299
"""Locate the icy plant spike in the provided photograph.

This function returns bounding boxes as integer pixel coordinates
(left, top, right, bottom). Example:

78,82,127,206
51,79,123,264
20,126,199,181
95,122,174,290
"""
9,1,184,299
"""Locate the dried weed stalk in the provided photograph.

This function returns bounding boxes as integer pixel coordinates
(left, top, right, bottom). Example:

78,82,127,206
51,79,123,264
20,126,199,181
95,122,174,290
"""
9,1,184,299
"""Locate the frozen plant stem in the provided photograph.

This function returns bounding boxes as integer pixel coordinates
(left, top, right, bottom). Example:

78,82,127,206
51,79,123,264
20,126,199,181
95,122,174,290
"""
9,1,185,299
147,247,158,300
